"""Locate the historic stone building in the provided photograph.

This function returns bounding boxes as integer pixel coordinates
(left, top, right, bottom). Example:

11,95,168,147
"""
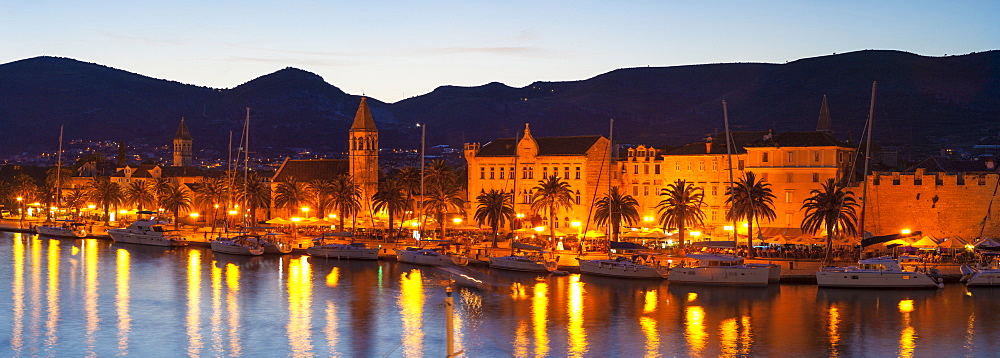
349,97,380,212
172,118,193,167
464,124,610,233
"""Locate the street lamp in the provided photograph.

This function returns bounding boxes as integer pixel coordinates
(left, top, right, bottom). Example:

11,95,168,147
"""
901,228,912,235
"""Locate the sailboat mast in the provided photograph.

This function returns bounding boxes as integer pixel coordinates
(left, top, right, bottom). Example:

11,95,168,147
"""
243,107,250,225
723,101,737,242
56,125,64,209
607,118,614,245
859,82,877,238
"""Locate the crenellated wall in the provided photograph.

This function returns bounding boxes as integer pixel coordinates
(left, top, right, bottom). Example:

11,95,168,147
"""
865,169,1000,239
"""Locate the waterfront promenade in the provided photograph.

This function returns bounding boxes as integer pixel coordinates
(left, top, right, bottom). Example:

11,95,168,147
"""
0,217,965,281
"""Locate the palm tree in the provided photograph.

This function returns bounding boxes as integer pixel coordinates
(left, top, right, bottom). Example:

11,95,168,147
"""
10,174,38,224
273,177,310,217
123,180,155,211
530,175,575,243
194,177,228,233
309,179,335,218
64,189,87,220
329,174,361,231
656,179,706,250
801,178,859,264
594,186,640,242
159,183,193,231
474,189,514,248
423,179,464,240
236,171,270,225
149,178,172,207
726,171,777,257
372,180,408,239
86,176,123,226
394,167,421,222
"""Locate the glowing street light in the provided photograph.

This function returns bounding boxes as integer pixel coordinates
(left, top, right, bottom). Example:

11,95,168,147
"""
452,217,462,224
534,226,545,232
901,228,912,235
724,225,735,231
189,212,200,218
301,207,310,214
571,221,581,227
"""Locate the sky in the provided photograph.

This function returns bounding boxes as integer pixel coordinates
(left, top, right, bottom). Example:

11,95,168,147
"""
3,0,997,103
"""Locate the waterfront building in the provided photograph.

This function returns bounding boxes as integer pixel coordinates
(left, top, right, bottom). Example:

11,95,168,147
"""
464,124,610,234
173,117,193,167
866,157,1000,239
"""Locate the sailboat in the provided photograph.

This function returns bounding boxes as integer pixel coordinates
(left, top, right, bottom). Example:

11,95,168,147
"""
814,83,942,289
211,109,270,256
36,126,89,238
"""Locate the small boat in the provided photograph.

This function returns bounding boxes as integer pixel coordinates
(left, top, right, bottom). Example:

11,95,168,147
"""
578,255,669,279
108,216,188,247
963,253,1000,287
250,233,293,254
490,254,558,273
815,256,943,289
210,234,264,256
669,253,772,286
395,247,469,266
307,234,379,260
35,220,88,238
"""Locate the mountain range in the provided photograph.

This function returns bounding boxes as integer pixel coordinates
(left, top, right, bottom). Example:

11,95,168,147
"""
1,50,997,160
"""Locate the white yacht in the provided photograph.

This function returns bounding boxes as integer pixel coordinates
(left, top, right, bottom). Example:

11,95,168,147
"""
248,233,292,254
578,255,669,279
669,253,772,286
816,256,943,289
210,235,264,256
395,247,469,266
490,254,558,273
962,254,1000,287
108,219,188,247
308,242,379,260
35,221,88,238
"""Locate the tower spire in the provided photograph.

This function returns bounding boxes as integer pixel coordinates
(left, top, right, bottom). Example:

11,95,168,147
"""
817,95,833,134
351,97,377,130
173,117,193,166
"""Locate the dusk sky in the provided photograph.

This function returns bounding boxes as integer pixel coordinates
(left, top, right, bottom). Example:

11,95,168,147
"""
3,1,997,103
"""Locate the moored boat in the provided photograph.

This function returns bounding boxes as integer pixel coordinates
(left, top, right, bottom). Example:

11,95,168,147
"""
395,247,469,266
108,217,188,247
307,235,379,260
490,254,558,273
669,253,771,286
210,234,264,256
35,220,88,238
962,253,1000,287
815,256,942,289
578,255,669,279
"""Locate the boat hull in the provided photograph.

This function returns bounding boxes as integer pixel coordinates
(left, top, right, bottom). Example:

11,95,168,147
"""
489,256,556,273
396,250,468,266
669,267,770,286
966,270,1000,287
746,263,782,282
816,271,941,288
308,245,379,260
35,226,87,238
578,259,667,279
210,241,264,256
109,230,187,247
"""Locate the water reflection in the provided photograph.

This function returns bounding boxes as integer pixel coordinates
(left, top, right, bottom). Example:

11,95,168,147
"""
899,299,915,358
210,262,223,353
116,249,131,354
29,235,42,349
45,239,60,351
533,281,549,357
11,234,25,353
640,290,659,357
828,305,840,356
225,263,243,355
84,239,99,355
685,305,706,355
287,256,313,356
399,269,424,357
186,250,203,355
567,274,587,357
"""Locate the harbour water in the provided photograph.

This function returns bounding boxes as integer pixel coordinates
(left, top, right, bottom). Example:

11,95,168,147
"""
2,231,999,357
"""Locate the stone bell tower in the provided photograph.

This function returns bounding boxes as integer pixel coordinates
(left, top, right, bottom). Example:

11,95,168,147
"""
173,117,193,167
349,98,379,208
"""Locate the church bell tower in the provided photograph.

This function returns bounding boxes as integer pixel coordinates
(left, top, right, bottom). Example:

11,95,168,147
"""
349,98,379,209
173,117,193,167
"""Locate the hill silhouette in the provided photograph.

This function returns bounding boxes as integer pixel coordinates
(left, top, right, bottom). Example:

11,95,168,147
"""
0,50,997,159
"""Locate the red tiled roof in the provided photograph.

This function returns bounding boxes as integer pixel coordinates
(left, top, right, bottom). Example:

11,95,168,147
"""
271,159,349,182
476,136,604,157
